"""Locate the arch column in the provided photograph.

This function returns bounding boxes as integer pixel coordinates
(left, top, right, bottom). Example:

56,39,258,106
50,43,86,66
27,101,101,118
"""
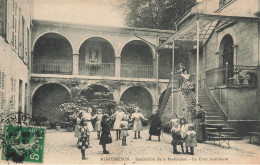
153,58,157,78
115,56,121,77
73,53,79,75
233,44,238,65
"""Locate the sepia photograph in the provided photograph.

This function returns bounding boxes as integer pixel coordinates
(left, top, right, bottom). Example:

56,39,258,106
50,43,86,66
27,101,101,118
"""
0,0,260,164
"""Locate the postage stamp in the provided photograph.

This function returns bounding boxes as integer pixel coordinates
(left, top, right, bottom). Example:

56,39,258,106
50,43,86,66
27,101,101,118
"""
0,112,45,163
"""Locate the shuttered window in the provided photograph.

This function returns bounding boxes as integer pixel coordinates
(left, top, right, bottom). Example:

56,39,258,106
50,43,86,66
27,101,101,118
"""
10,77,16,110
0,69,6,112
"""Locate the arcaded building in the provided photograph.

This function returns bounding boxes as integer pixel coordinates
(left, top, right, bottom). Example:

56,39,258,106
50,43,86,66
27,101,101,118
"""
30,20,176,119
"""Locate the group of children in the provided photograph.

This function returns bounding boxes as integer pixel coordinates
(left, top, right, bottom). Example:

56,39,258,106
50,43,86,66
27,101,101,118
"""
170,113,197,155
75,108,112,160
75,106,147,160
109,106,148,146
75,106,198,160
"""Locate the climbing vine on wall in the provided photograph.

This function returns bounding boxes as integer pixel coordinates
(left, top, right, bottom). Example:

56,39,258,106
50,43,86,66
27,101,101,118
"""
97,79,157,91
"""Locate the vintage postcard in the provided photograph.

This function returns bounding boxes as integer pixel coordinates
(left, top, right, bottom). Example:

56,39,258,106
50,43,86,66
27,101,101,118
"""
0,0,259,164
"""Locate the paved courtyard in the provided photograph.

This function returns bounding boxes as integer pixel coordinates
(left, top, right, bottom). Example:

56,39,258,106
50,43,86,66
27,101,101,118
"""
42,127,260,164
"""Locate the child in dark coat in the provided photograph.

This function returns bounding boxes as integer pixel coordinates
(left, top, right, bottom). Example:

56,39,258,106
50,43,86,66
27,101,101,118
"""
99,114,112,154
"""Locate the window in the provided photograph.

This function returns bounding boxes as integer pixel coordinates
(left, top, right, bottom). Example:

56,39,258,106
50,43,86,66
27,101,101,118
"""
19,16,25,59
24,28,30,64
18,80,22,113
219,0,226,7
0,69,6,113
85,42,102,64
24,83,27,114
0,0,7,37
10,77,16,111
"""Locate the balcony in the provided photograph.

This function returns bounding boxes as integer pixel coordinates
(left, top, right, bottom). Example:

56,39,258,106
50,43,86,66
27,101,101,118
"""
79,62,115,77
121,64,153,79
32,60,72,75
206,65,258,88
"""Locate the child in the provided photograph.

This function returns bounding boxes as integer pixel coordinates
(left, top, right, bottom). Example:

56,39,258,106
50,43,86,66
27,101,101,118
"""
178,118,188,140
108,106,125,140
175,118,188,154
78,118,90,160
92,109,103,139
185,124,197,155
120,115,129,146
99,114,112,154
131,107,147,139
75,110,84,145
171,114,182,154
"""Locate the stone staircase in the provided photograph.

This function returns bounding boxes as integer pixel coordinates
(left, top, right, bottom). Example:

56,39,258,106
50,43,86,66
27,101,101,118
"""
198,89,242,140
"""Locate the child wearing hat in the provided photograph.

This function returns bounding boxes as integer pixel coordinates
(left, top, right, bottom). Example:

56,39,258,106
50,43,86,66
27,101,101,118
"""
92,109,103,139
120,115,129,146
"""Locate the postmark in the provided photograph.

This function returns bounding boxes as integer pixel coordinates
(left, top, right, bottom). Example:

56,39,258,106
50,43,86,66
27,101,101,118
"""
0,112,45,163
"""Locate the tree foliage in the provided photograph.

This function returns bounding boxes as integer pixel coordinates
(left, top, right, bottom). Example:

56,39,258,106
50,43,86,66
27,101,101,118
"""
122,0,197,30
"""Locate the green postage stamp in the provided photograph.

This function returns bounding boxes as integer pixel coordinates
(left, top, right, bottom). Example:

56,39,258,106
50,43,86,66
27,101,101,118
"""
1,125,45,163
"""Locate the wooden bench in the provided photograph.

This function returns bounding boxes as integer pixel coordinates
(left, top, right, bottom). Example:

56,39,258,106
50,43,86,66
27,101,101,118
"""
204,124,230,148
248,132,260,144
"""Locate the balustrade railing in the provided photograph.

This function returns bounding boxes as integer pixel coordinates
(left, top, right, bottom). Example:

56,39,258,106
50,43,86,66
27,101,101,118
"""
79,63,115,77
206,65,258,87
32,60,72,74
181,76,197,108
121,64,153,78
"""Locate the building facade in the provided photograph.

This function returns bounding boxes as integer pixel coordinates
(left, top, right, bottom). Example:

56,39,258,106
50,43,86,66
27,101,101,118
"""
160,0,260,133
0,0,259,133
30,20,175,120
0,0,31,116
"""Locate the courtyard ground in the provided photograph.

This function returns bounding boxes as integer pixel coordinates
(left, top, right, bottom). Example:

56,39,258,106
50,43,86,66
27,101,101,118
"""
41,127,260,164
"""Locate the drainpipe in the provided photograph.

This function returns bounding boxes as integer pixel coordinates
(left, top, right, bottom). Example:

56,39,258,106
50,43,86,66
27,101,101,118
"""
171,39,175,112
156,51,159,109
196,18,200,106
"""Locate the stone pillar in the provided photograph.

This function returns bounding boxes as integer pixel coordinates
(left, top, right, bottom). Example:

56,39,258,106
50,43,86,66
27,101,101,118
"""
153,58,157,79
233,45,238,65
115,56,121,77
72,53,79,75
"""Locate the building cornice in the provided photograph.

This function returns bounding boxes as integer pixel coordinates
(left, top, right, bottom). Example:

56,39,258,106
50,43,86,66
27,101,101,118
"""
32,19,175,37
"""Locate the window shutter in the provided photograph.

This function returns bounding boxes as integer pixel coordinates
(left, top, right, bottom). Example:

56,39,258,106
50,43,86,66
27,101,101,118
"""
0,69,5,112
6,0,11,43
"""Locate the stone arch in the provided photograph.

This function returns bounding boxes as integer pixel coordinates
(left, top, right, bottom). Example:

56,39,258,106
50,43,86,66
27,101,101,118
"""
32,31,75,53
119,38,156,59
31,83,72,100
120,39,155,78
76,35,116,55
31,83,72,124
79,84,114,101
217,28,237,51
120,86,155,118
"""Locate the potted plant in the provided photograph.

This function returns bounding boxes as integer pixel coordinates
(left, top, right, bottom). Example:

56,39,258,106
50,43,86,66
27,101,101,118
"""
247,72,257,84
238,74,244,85
55,121,61,131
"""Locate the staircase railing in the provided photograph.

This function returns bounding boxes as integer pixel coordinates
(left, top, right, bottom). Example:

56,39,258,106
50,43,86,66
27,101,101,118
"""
158,74,198,117
180,76,197,108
